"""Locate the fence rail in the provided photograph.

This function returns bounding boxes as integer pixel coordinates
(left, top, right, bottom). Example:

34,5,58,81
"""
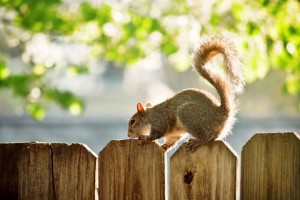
0,132,299,200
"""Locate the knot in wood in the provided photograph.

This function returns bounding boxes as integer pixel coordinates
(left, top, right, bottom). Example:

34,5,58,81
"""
184,171,194,185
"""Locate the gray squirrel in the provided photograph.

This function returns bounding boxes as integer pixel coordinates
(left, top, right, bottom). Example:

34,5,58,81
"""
127,36,245,150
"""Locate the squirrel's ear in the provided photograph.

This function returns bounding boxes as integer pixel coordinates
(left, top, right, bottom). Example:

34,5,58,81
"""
137,102,145,113
146,103,152,109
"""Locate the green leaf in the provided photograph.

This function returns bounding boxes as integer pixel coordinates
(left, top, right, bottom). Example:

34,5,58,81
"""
161,42,178,55
32,64,47,76
247,22,260,35
210,14,222,26
80,3,112,25
231,3,243,20
68,100,83,116
46,89,84,115
284,74,300,95
244,40,270,83
9,0,75,34
66,66,89,77
0,62,9,80
7,75,30,96
26,103,45,121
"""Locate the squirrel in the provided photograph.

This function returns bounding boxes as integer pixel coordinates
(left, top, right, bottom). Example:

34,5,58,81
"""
127,35,245,150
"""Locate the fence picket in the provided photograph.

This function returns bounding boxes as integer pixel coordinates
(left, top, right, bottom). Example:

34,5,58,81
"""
50,143,98,199
241,132,300,200
170,141,238,199
1,132,299,199
0,143,97,199
98,140,165,200
0,143,25,199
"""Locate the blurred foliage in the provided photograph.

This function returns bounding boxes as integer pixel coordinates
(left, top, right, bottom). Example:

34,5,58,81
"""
0,0,299,120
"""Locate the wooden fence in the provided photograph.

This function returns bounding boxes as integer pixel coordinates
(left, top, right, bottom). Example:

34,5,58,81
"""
0,132,299,199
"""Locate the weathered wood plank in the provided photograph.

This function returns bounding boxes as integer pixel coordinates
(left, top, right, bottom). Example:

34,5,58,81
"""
241,132,300,200
0,142,97,199
98,140,165,200
170,141,238,200
18,143,54,199
0,143,25,199
51,143,98,200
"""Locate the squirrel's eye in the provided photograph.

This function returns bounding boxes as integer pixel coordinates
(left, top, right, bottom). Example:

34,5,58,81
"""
129,119,136,126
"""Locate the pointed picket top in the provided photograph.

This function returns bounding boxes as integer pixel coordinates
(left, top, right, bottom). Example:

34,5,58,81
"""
241,132,300,200
170,140,238,200
98,139,165,200
0,143,97,199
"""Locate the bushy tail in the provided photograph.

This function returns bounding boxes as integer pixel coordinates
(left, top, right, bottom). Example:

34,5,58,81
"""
192,35,245,111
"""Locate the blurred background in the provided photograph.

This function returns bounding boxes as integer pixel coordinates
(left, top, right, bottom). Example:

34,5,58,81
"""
0,0,299,155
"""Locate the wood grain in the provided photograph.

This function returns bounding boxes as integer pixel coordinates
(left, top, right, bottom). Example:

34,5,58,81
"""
241,132,300,200
1,132,299,199
50,143,98,200
0,142,97,199
170,141,238,200
0,143,25,199
18,143,55,199
98,139,165,200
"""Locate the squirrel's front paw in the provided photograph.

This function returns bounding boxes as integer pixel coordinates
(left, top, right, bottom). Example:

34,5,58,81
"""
136,135,148,140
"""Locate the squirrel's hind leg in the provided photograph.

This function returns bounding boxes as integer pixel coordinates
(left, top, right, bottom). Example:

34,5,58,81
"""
177,103,218,151
186,137,215,152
